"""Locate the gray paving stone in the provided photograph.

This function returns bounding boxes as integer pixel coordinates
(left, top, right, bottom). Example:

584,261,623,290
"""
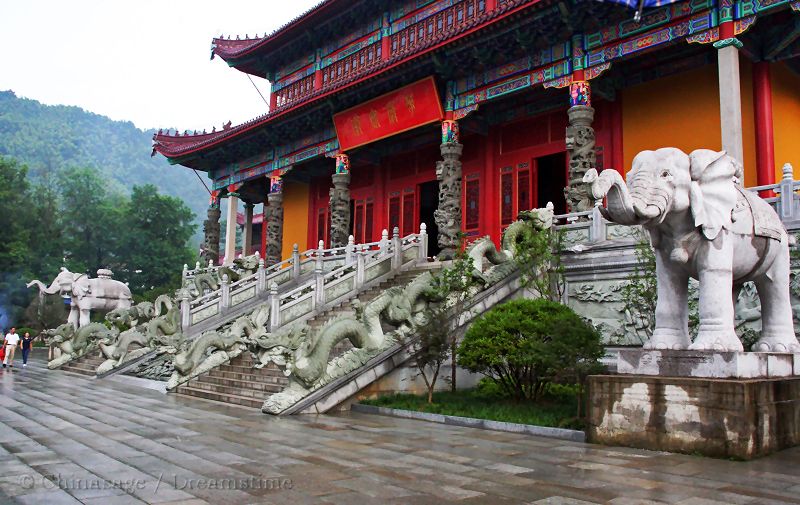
0,356,799,504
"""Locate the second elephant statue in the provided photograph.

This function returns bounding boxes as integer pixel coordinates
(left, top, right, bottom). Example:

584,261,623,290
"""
585,147,799,352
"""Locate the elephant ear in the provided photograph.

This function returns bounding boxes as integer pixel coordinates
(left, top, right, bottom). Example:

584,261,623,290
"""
689,149,738,240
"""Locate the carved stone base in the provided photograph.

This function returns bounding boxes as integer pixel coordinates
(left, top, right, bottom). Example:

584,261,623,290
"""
588,374,800,459
617,349,800,379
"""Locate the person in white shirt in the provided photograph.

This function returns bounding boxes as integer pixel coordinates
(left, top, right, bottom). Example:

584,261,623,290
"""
3,327,20,368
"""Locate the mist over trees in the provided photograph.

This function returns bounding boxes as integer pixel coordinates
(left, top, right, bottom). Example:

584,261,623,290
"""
0,90,209,238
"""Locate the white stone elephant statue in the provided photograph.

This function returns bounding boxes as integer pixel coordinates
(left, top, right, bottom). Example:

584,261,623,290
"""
584,147,799,352
27,268,132,328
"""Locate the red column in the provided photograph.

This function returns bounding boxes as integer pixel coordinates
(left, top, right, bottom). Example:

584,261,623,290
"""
486,0,498,10
483,131,500,247
373,162,387,241
314,68,323,91
269,89,277,111
382,35,391,61
753,61,775,192
260,207,268,258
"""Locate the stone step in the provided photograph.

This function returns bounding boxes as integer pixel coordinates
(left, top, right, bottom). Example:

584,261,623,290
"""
185,378,281,397
214,362,285,376
173,386,263,409
189,374,285,393
206,368,289,385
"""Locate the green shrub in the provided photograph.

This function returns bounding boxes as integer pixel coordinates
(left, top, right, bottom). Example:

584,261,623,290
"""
458,298,603,402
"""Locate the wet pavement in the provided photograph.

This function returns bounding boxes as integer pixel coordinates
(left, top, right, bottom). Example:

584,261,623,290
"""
0,352,799,504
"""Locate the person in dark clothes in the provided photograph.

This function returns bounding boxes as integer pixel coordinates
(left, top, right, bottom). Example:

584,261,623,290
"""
21,332,33,367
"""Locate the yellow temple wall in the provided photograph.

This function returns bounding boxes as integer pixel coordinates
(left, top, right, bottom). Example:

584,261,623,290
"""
281,180,310,260
771,62,800,181
621,62,758,187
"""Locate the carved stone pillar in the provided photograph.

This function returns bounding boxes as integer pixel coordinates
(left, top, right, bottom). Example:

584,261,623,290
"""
329,153,351,248
224,194,239,264
565,81,596,213
202,201,221,266
242,202,254,256
435,120,463,260
265,192,284,265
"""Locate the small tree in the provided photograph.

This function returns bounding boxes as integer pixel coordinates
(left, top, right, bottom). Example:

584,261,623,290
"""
620,235,657,343
429,247,480,392
512,226,565,302
458,298,603,402
408,306,450,403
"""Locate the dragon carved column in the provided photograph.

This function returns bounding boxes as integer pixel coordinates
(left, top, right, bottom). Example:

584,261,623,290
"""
329,154,351,248
435,119,463,260
564,80,596,213
265,175,284,266
202,194,221,266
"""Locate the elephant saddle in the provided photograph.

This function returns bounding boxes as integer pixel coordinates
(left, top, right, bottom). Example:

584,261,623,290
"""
730,187,785,241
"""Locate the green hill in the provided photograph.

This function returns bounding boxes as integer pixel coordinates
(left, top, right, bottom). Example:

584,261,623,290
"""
0,90,209,242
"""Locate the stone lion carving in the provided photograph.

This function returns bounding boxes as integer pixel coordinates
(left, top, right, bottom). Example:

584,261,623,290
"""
584,148,800,352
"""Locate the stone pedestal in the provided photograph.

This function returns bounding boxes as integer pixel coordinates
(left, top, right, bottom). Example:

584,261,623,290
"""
435,142,463,260
617,349,800,379
587,374,800,459
329,172,351,248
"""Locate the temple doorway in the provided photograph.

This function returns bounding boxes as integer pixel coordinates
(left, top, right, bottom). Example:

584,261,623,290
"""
535,152,567,215
418,180,440,257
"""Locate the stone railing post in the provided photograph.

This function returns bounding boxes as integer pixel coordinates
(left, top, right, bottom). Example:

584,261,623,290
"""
291,244,301,279
315,240,326,307
256,255,266,294
356,245,367,289
220,274,231,312
379,229,389,255
419,223,428,261
778,163,795,223
315,240,325,272
180,289,191,333
345,235,356,264
590,205,606,243
268,282,280,332
391,227,402,270
182,263,188,282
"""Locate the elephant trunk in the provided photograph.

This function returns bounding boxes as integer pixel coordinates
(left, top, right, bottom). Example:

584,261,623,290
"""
584,169,644,225
26,279,61,295
630,183,668,222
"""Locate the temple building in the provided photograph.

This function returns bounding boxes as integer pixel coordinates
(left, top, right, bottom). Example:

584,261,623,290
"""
152,0,800,265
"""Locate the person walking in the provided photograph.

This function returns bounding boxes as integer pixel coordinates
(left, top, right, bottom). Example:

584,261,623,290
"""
21,332,33,367
3,327,20,368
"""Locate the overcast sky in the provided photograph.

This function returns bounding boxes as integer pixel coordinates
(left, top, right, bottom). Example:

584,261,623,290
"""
0,1,321,131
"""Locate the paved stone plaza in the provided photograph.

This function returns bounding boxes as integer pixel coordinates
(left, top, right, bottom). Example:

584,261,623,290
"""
0,354,799,505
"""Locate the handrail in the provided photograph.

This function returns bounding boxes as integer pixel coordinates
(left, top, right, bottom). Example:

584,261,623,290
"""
179,225,430,334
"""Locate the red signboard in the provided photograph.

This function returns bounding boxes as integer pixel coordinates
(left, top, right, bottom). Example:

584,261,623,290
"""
334,76,444,152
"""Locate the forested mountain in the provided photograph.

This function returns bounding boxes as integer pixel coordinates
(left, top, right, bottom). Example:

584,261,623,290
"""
0,90,209,240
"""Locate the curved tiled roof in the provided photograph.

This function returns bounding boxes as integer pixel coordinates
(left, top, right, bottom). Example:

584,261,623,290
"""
210,0,339,63
154,0,534,160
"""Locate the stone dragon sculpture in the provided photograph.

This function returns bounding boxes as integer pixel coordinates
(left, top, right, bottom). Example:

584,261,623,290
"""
166,304,271,389
466,203,554,285
260,271,436,413
44,323,118,369
97,295,185,375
